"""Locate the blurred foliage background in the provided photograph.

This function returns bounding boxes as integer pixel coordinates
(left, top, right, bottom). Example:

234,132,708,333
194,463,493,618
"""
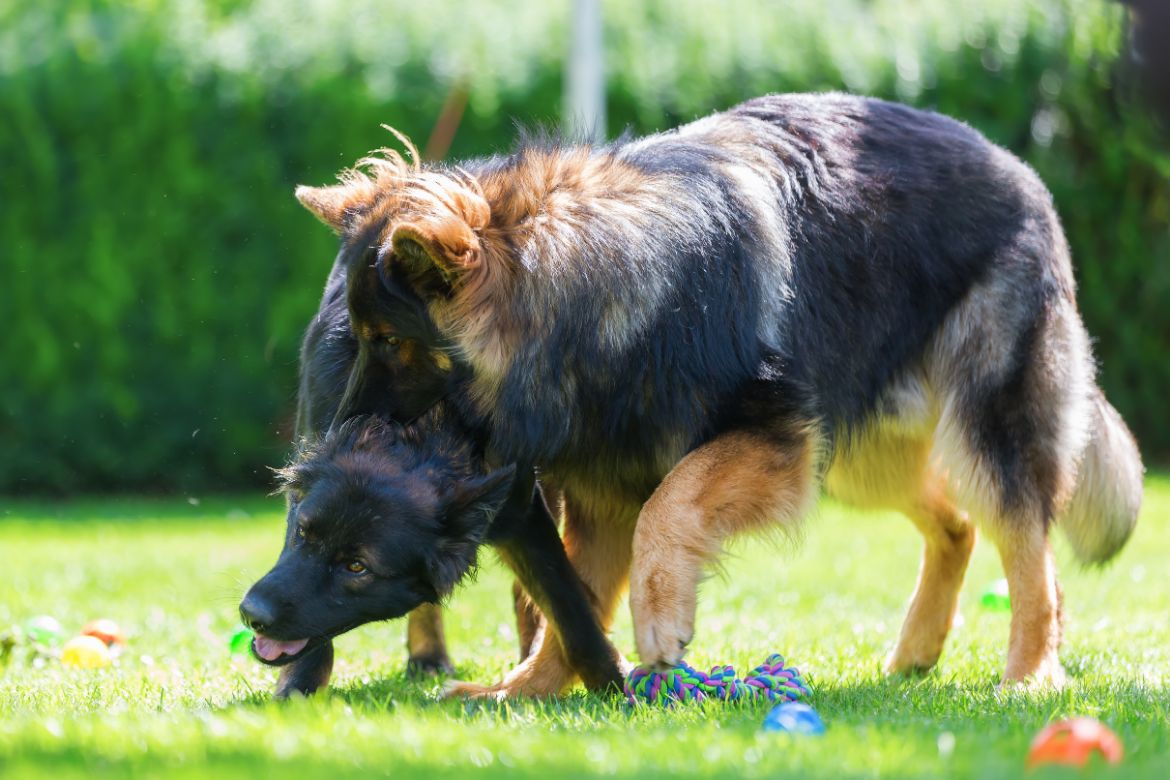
1,0,1166,494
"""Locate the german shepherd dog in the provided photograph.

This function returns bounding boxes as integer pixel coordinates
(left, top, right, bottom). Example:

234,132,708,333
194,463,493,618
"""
238,225,623,697
295,93,1143,697
237,258,469,693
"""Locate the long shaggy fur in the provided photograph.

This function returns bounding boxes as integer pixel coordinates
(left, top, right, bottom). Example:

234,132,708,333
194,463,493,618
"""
297,92,1143,689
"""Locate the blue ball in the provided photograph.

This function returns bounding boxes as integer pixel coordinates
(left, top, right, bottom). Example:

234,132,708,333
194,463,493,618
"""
762,702,826,735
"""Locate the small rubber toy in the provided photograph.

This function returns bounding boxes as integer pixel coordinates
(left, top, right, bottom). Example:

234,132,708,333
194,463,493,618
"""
762,701,826,735
25,615,63,646
61,635,112,669
624,653,810,706
81,619,126,647
229,627,254,656
0,628,17,667
1027,718,1123,768
980,578,1011,610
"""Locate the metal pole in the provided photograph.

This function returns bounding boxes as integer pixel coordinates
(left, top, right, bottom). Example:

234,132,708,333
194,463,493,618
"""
565,0,605,143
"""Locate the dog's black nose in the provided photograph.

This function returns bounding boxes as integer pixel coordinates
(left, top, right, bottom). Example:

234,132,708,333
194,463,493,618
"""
239,591,276,634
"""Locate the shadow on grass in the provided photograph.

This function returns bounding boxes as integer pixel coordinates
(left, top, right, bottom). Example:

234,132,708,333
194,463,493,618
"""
38,667,1158,780
221,657,1168,735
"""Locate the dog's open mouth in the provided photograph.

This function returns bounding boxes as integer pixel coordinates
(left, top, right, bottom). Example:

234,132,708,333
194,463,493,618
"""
251,635,312,665
250,621,365,666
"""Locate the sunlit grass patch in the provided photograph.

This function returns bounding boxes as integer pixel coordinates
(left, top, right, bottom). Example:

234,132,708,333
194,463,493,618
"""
1,478,1168,778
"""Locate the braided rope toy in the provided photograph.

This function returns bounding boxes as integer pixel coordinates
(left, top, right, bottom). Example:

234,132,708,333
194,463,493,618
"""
624,653,811,706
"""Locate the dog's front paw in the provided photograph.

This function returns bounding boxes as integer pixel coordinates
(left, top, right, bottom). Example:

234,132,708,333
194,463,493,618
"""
629,567,696,671
274,641,334,698
406,652,455,678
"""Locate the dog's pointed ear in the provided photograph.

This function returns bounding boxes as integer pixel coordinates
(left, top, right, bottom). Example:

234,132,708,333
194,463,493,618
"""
296,184,361,233
426,464,516,595
389,186,491,289
390,219,484,291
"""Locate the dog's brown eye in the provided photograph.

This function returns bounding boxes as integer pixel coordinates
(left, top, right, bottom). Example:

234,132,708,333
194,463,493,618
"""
345,560,367,574
296,526,306,540
385,336,401,348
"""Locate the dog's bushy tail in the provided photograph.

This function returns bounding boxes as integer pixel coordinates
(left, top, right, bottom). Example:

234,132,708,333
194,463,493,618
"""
1059,387,1144,564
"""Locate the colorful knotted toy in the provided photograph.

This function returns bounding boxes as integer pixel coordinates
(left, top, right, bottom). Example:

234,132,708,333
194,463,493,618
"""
624,653,811,706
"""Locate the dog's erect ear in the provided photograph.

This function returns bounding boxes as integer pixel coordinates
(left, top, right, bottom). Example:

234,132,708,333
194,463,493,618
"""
296,184,363,233
447,464,517,533
426,464,516,595
389,185,491,289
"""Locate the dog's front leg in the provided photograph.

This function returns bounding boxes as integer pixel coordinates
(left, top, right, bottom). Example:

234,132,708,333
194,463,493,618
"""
630,428,818,670
274,640,334,698
447,487,637,701
405,603,454,676
475,475,623,695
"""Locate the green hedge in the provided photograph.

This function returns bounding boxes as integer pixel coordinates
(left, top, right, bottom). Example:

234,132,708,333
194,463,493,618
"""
1,0,1166,494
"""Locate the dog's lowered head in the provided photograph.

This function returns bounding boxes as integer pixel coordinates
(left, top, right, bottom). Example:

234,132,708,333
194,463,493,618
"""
239,412,514,667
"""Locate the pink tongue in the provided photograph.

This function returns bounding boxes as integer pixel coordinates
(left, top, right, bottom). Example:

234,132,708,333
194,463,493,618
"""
253,636,309,661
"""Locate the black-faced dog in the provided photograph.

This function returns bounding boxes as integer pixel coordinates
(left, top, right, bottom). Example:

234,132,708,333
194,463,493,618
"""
294,93,1143,698
240,410,513,695
241,206,623,698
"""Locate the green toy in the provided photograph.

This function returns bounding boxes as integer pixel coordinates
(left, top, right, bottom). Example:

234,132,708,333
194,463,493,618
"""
25,615,63,646
229,627,254,656
980,578,1011,610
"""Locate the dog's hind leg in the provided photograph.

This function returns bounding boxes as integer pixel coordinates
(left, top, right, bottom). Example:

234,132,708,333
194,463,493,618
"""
884,473,975,675
986,521,1065,686
629,426,819,670
824,417,976,675
928,273,1092,687
405,604,453,676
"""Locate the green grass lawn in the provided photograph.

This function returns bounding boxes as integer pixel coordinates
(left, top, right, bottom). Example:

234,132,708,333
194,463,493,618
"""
1,478,1167,779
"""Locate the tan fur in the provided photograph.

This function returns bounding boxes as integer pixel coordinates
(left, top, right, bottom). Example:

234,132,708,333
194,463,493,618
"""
295,184,365,233
557,484,641,630
987,523,1066,687
918,281,1092,685
629,429,819,670
446,487,640,698
450,151,669,409
389,190,489,274
816,277,1106,687
429,348,454,373
405,603,447,662
444,620,574,700
295,127,422,232
825,419,975,674
927,280,1093,528
887,478,975,673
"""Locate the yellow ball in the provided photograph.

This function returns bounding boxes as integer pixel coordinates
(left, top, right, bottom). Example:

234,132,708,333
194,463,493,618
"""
61,635,112,669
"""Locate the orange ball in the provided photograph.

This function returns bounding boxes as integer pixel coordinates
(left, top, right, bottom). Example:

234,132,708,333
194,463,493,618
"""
1027,718,1123,768
81,618,126,647
61,635,112,669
